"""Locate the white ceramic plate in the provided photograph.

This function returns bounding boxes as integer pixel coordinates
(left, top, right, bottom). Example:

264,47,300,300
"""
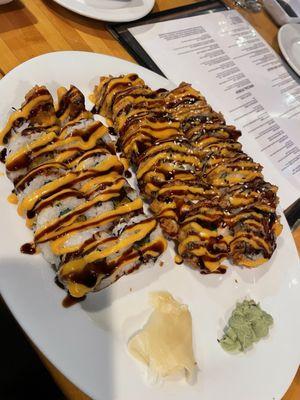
278,23,300,76
52,0,154,22
0,51,299,400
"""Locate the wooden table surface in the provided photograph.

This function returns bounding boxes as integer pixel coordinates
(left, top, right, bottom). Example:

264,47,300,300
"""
0,1,299,399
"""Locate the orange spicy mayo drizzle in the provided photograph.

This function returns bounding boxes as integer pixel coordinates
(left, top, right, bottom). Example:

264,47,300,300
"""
2,84,167,298
92,74,282,273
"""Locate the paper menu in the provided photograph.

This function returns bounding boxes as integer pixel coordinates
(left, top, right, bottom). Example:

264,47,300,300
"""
129,10,300,210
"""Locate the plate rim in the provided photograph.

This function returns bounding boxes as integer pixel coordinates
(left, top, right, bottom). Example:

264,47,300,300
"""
52,0,155,22
278,23,300,76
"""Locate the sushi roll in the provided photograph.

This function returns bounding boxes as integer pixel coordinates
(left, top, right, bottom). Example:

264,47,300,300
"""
0,85,167,298
91,74,282,273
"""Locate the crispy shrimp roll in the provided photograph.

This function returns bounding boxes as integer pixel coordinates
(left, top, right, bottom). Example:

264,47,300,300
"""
91,75,282,274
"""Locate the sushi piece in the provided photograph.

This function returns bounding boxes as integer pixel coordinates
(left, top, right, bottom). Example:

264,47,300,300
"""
91,73,147,120
1,86,60,183
91,74,282,273
1,85,166,298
